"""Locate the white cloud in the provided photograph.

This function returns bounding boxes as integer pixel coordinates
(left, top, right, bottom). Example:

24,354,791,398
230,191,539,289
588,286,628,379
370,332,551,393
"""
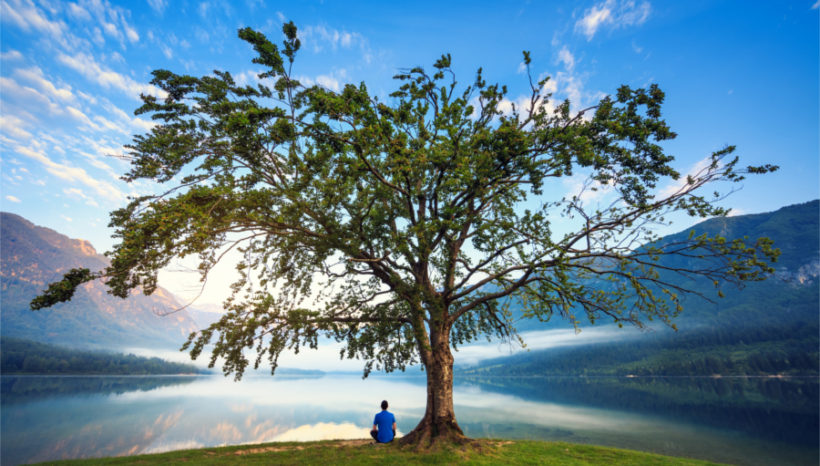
14,66,75,102
4,195,21,203
577,3,612,40
101,98,156,132
563,173,616,204
60,214,73,222
234,70,263,87
0,75,65,117
542,76,558,94
0,49,23,60
0,0,90,51
102,20,119,40
558,46,575,71
198,1,210,18
299,25,366,54
160,44,173,59
14,144,124,200
0,114,33,139
1,0,65,39
91,26,105,46
67,2,92,21
74,0,139,45
124,23,139,43
656,156,712,199
497,95,535,118
66,105,101,130
147,0,166,14
57,52,165,99
316,75,341,92
297,69,349,93
63,187,100,207
576,0,651,41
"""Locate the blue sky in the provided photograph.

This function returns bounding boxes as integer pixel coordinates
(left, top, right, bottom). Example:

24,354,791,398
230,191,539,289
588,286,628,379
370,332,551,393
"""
1,0,818,307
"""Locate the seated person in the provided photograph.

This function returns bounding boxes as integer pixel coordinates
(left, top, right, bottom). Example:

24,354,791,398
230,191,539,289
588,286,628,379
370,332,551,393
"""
370,400,396,443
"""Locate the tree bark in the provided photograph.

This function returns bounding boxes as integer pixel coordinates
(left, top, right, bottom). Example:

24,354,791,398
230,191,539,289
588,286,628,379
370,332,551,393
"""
399,322,466,447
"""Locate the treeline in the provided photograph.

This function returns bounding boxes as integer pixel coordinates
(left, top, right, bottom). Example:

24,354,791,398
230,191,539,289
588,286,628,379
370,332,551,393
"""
0,337,206,375
462,321,819,377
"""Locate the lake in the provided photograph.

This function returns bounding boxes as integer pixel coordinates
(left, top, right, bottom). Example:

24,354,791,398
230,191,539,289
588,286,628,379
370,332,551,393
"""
1,374,817,465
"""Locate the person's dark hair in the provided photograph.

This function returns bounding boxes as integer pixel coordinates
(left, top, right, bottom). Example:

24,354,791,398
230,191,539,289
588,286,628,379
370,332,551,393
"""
381,400,388,410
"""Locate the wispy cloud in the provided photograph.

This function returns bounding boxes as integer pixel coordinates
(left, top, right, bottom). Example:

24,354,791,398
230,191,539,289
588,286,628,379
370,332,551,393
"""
4,195,21,203
75,0,140,45
656,156,712,199
558,46,575,71
147,0,166,14
63,187,100,207
14,66,75,102
1,0,67,44
57,52,164,99
563,173,616,204
576,0,651,41
300,25,364,53
0,75,66,119
67,2,92,21
0,114,33,139
296,69,349,93
14,144,124,200
0,49,23,60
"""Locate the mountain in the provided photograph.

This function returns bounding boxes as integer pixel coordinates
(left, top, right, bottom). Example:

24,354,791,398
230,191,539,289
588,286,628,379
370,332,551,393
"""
507,200,819,332
185,302,226,328
1,212,200,351
462,200,819,376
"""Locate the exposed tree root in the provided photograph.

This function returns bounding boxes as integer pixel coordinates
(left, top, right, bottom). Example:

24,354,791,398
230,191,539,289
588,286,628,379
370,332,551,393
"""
398,416,475,451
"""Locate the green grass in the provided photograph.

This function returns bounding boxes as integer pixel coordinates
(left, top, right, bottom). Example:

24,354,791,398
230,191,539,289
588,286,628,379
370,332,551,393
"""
37,439,725,465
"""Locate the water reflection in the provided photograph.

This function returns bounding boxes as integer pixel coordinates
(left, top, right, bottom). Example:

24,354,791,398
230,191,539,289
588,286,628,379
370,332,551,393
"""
1,374,817,466
460,376,819,446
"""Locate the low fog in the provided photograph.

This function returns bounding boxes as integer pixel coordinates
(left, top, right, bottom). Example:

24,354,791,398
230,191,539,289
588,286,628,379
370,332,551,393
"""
126,324,648,374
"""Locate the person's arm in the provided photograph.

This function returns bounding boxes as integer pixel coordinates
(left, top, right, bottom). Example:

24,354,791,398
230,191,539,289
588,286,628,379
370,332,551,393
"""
392,422,397,433
373,423,378,431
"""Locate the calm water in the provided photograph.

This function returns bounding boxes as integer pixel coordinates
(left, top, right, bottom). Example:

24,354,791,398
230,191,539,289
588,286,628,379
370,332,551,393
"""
1,374,817,465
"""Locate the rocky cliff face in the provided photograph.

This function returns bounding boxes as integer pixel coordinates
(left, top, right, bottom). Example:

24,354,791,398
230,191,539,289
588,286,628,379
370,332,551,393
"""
1,212,200,351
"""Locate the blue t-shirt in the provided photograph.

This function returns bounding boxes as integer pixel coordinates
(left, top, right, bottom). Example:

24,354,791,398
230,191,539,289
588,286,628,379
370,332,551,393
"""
373,410,396,443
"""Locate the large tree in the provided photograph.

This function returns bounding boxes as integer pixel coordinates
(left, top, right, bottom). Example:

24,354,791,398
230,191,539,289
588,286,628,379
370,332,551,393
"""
33,23,777,446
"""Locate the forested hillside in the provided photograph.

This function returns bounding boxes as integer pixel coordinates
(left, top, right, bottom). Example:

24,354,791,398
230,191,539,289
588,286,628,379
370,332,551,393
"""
466,200,819,376
0,337,205,375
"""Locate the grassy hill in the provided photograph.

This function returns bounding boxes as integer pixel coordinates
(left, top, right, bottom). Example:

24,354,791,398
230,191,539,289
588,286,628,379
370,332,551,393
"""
35,439,722,465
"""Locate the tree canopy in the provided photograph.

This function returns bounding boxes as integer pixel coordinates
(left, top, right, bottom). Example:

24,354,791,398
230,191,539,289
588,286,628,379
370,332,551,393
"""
33,22,778,445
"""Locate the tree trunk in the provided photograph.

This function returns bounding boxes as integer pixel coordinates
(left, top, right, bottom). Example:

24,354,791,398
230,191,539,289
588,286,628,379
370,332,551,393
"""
399,323,466,447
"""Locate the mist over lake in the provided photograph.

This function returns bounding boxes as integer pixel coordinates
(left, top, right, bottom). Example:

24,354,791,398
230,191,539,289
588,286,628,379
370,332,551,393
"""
2,374,817,466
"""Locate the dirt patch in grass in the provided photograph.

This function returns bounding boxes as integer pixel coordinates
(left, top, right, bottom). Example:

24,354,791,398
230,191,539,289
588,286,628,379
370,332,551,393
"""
233,446,304,455
229,439,370,456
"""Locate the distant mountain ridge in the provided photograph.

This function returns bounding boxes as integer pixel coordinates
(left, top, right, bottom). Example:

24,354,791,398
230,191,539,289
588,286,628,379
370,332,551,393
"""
1,212,200,351
510,200,819,332
463,200,820,376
